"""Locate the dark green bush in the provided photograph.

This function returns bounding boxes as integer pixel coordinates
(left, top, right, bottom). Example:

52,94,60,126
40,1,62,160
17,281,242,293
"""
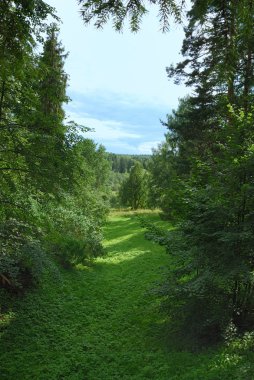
150,187,254,345
47,232,104,267
0,218,41,289
0,241,52,290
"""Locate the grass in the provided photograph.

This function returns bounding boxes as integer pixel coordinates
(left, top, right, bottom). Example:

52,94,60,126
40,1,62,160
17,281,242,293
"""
0,211,254,379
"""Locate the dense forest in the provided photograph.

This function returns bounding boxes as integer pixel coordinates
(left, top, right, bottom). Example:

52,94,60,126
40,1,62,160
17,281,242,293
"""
108,154,150,173
1,0,254,378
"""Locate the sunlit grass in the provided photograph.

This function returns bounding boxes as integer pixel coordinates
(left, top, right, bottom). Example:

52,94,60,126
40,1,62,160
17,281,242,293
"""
0,212,253,379
103,232,138,247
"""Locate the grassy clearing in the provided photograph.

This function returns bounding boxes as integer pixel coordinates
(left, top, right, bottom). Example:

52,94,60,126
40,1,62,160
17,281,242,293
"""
0,211,254,379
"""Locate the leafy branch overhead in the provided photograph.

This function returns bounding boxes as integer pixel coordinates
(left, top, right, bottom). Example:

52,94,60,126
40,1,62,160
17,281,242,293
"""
78,0,185,32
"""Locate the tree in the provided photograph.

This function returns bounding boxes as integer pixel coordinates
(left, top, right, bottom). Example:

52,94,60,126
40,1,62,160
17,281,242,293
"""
25,24,70,196
119,162,148,209
160,107,254,342
168,0,254,109
0,0,57,288
0,0,55,122
148,0,254,342
0,6,110,289
119,156,127,173
42,136,110,267
37,25,68,134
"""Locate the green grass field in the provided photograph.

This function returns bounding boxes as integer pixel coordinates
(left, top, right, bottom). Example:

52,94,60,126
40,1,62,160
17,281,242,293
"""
0,212,254,379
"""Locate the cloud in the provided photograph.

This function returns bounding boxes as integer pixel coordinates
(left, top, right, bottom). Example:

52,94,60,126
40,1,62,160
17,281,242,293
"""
48,0,189,110
138,141,160,154
46,0,190,154
65,91,167,153
67,112,141,141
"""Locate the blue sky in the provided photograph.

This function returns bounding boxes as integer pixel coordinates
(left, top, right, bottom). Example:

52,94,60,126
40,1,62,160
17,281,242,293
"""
46,0,189,154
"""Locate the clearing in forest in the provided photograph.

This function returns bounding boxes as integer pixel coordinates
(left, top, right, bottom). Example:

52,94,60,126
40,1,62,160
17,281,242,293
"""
0,212,252,379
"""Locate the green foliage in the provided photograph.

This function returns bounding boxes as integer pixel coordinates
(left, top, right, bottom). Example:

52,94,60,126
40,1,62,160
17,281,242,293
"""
37,24,69,133
145,0,254,344
108,153,150,173
42,192,107,266
119,162,149,209
107,154,151,209
149,102,254,343
149,132,190,220
78,0,184,32
0,4,110,292
0,241,42,289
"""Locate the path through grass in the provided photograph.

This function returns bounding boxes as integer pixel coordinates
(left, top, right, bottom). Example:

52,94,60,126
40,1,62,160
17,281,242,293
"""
0,212,254,379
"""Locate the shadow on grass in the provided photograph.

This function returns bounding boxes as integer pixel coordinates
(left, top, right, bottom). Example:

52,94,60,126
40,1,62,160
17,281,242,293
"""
1,261,253,379
0,213,253,380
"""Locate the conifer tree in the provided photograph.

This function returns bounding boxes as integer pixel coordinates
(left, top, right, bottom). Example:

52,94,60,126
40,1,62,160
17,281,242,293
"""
78,0,184,32
25,24,70,195
150,0,254,340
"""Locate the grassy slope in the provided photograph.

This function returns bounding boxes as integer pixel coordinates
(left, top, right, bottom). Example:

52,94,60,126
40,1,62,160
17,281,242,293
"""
0,211,254,379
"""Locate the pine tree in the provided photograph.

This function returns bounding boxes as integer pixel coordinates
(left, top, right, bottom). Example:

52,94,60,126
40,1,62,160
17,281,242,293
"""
24,24,70,195
154,0,254,341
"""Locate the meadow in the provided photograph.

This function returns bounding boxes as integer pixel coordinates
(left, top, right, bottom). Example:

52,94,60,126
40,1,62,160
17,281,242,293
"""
0,212,253,379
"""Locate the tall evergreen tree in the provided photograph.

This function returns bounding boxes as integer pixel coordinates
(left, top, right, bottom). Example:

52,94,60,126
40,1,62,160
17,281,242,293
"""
37,25,68,134
25,24,70,195
150,0,254,341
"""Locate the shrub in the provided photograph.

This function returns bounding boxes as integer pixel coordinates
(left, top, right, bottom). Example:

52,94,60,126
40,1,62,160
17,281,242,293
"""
41,195,106,267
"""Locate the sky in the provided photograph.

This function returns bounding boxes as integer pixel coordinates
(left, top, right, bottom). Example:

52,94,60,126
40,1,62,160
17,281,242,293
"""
45,0,189,154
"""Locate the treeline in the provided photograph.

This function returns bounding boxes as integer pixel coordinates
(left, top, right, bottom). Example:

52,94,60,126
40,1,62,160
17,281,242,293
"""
108,153,150,173
108,154,151,208
0,2,109,292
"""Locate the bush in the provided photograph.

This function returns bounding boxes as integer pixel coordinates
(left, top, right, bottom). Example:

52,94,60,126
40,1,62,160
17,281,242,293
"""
41,194,106,267
0,218,42,289
47,232,104,267
0,240,53,290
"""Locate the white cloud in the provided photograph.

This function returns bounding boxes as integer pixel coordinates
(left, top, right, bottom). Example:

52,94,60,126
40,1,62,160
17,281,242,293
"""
45,0,192,154
67,112,141,141
138,141,160,154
